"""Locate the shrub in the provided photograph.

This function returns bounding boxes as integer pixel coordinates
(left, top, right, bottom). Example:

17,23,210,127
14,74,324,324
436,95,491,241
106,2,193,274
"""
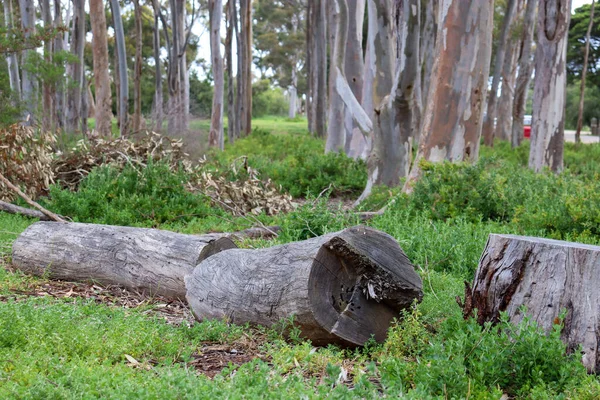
45,161,219,227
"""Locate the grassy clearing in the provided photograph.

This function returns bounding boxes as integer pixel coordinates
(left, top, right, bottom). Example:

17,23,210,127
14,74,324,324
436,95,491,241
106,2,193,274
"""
2,124,600,397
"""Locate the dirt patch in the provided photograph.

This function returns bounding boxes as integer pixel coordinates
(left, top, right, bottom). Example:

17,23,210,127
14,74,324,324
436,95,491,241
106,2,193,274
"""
188,342,268,378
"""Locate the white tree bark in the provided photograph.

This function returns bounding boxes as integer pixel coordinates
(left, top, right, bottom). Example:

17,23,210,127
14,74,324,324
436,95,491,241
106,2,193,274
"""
529,0,570,173
18,0,36,122
345,0,366,157
4,0,21,99
110,0,128,137
66,0,85,133
90,0,113,137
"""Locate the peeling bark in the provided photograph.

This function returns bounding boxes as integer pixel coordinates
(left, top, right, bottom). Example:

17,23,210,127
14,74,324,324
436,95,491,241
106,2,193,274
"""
90,0,113,137
209,0,224,150
404,0,493,193
529,0,570,173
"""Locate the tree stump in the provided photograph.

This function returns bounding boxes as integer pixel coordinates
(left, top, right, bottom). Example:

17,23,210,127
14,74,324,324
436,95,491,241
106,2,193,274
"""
12,222,236,299
186,225,423,346
464,234,600,372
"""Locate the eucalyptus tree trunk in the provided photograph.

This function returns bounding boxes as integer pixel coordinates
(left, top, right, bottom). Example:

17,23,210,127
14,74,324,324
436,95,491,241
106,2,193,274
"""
420,0,438,111
110,0,128,137
496,0,526,142
512,0,538,148
4,0,21,99
234,0,242,139
18,0,36,122
90,0,113,137
152,0,164,132
315,0,327,138
404,0,494,193
357,0,419,203
41,0,54,131
66,0,85,133
482,0,517,146
325,0,348,153
225,0,235,145
345,0,366,157
167,0,181,133
178,1,189,131
288,15,299,119
209,0,224,150
239,0,253,136
132,0,143,134
306,0,316,133
576,0,595,144
54,0,65,130
529,0,570,173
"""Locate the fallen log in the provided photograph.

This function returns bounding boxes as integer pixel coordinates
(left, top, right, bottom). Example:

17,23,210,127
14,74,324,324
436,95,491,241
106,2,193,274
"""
0,200,59,221
463,234,600,372
186,225,423,346
12,222,236,299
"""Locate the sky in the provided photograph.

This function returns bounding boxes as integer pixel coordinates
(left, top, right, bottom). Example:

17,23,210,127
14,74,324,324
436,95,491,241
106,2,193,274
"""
573,0,593,10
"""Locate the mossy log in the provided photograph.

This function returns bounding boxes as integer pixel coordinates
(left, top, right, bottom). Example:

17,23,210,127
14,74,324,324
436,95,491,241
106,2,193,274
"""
11,222,236,299
186,225,423,346
463,234,600,372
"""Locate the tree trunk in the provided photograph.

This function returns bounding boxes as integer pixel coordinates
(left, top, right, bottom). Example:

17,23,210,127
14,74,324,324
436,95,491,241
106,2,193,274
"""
4,0,21,100
110,0,128,137
90,0,113,138
345,0,366,157
66,0,85,133
54,0,65,130
512,0,538,148
178,1,189,132
463,233,600,373
482,0,517,146
12,222,237,300
306,0,315,133
225,0,235,145
41,0,54,132
239,0,253,136
496,35,521,142
420,0,438,113
209,0,224,150
132,0,143,134
186,226,423,346
529,0,570,173
152,0,164,132
325,0,348,153
404,0,493,193
357,0,419,203
18,0,36,123
314,0,328,139
576,0,595,144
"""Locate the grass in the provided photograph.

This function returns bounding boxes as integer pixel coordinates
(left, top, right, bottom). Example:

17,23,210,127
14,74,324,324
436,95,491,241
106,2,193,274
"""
3,122,600,397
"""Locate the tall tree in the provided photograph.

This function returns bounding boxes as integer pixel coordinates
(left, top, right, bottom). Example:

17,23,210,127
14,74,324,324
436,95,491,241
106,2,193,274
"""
325,0,348,153
405,0,494,192
420,0,439,111
208,0,224,150
306,0,315,133
54,0,65,129
132,0,143,133
576,0,595,143
482,0,518,146
4,0,21,99
110,0,128,136
358,0,421,202
41,0,53,131
66,0,85,133
314,0,327,138
225,0,235,144
18,0,36,122
90,0,113,137
152,0,163,132
529,0,571,173
345,0,366,158
239,0,253,135
512,0,538,148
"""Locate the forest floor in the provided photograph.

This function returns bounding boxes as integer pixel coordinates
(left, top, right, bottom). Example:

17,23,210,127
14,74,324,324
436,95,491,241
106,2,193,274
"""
2,118,600,398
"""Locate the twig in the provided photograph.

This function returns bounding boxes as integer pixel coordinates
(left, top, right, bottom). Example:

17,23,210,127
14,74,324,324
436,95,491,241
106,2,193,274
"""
204,193,279,237
0,172,66,223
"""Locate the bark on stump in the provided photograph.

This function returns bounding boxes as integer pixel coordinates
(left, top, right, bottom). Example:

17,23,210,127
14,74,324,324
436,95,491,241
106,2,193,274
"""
12,222,236,300
186,225,423,346
464,234,600,372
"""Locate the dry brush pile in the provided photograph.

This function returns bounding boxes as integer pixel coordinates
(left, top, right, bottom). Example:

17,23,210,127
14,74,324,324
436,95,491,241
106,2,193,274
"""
0,126,293,216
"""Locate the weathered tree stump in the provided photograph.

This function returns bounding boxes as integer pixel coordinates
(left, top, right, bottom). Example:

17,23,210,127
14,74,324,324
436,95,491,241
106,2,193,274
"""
464,234,600,372
12,222,236,299
186,225,423,346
